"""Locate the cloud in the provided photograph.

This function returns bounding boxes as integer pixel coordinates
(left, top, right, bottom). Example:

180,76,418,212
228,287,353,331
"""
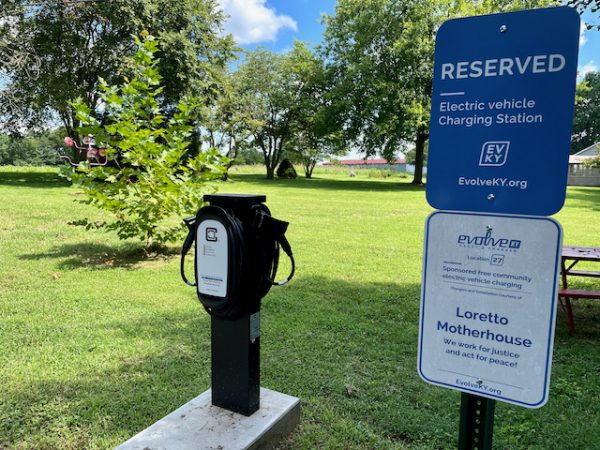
578,60,598,79
218,0,298,45
580,22,587,47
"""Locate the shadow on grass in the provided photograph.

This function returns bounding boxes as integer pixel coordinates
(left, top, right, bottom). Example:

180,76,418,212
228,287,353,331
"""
2,276,600,449
0,169,70,189
1,276,426,448
0,310,211,449
18,242,180,270
565,188,600,211
228,173,425,193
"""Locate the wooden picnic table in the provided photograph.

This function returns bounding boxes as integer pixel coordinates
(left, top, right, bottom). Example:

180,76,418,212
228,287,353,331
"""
559,245,600,333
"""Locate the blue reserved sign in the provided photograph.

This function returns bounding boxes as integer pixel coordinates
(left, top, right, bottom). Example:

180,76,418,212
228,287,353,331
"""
426,7,580,216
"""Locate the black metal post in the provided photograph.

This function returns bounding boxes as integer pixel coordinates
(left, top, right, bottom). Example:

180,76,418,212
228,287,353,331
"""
458,393,495,450
211,310,260,416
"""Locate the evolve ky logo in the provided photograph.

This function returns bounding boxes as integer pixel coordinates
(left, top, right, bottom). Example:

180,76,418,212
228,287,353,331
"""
457,226,521,252
479,141,510,167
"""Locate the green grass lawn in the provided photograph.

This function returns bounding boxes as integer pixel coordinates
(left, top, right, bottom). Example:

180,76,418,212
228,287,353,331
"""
1,166,599,449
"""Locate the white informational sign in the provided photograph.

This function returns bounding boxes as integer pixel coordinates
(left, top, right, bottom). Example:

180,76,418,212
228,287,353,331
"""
417,211,562,408
196,219,228,298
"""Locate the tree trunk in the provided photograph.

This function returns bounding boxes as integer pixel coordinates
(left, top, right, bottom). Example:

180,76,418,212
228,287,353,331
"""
411,129,427,185
144,229,155,256
304,160,316,178
221,137,236,181
62,113,86,162
266,165,275,179
189,129,201,158
263,147,275,179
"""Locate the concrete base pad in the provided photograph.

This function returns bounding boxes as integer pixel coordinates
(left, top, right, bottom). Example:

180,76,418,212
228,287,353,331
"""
116,388,300,450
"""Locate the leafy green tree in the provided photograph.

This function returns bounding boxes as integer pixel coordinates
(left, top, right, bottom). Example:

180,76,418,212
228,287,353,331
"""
288,132,344,179
66,35,227,253
234,146,263,165
0,133,10,164
284,42,345,178
0,0,234,136
237,46,330,179
0,130,63,166
323,0,426,184
572,72,600,153
234,48,293,179
234,43,344,179
200,73,252,177
568,0,600,28
583,152,600,167
323,0,558,185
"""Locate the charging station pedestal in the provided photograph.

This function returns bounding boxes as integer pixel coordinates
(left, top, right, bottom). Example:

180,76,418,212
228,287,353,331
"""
202,195,264,416
116,388,300,450
212,311,260,415
117,194,299,450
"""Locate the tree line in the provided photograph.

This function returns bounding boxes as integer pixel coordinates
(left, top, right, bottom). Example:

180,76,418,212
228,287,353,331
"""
1,0,599,183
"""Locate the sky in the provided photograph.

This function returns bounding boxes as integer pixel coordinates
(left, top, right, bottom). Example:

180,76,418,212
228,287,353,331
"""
218,0,336,52
218,0,600,78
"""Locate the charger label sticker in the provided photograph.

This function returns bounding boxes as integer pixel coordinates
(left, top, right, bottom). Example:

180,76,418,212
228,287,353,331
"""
197,219,228,298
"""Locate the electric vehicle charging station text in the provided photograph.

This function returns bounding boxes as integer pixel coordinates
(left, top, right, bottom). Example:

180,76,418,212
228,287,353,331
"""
180,194,294,415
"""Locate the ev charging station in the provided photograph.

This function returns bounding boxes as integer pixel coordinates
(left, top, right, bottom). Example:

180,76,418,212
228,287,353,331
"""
118,194,299,450
181,194,295,416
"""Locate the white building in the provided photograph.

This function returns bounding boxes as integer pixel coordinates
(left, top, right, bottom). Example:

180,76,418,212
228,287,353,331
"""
568,143,600,186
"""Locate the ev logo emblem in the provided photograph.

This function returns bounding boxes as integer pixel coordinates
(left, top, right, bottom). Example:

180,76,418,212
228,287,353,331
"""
479,141,510,167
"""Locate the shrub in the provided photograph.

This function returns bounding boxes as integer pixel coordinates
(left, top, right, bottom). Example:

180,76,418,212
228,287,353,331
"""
367,168,393,178
583,156,600,169
64,34,228,253
0,131,63,166
276,159,297,179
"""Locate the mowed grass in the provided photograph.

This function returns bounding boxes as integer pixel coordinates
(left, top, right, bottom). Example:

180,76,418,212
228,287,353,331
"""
1,166,599,449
